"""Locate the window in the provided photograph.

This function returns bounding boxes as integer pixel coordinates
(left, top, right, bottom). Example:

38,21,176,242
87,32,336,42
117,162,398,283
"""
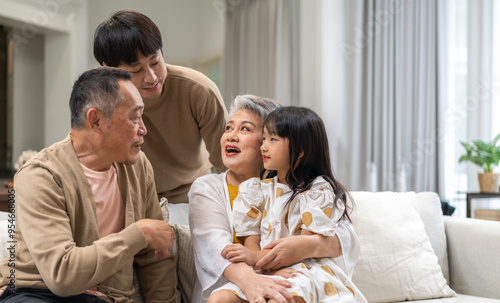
445,0,500,217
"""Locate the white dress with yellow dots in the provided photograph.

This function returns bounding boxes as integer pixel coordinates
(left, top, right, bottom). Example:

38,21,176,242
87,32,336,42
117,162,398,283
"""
227,176,367,303
189,171,361,303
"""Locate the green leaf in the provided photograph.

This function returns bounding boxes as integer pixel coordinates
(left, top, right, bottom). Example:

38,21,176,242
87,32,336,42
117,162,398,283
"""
458,135,500,171
492,134,500,146
473,140,491,153
492,147,500,166
458,155,470,163
460,141,474,152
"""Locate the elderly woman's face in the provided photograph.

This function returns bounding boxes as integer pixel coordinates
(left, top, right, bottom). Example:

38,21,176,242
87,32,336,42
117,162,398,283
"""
220,109,264,175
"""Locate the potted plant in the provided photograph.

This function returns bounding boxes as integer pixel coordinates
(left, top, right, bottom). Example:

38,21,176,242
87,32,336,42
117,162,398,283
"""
459,134,500,193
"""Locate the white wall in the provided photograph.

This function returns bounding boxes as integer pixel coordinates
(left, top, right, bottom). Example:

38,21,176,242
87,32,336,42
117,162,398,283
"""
3,0,331,171
87,0,224,69
195,0,225,64
321,0,350,183
0,0,88,168
1,0,224,169
12,33,45,161
298,1,350,182
299,0,322,112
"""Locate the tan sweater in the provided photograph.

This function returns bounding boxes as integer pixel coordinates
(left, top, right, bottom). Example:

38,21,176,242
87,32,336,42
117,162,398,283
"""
142,63,227,204
0,136,176,303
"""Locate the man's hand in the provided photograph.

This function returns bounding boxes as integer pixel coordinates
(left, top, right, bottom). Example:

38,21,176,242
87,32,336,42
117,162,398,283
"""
135,219,175,260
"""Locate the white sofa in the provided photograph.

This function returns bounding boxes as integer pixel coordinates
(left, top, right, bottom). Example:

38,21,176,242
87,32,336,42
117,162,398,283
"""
161,192,500,303
1,191,500,303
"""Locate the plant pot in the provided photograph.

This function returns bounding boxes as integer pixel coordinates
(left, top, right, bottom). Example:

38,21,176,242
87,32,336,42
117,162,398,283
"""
477,173,500,193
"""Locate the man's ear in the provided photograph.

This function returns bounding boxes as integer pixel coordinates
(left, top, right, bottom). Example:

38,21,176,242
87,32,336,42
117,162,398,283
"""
87,108,104,132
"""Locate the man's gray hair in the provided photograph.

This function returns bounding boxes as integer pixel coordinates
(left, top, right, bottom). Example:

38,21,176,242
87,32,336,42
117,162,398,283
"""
70,67,132,130
228,95,280,123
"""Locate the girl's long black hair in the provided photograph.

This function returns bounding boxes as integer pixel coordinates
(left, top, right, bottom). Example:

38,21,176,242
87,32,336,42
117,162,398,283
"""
263,106,351,220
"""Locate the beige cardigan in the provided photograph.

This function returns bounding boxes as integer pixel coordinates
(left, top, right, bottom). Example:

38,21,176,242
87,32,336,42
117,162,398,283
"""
0,136,176,303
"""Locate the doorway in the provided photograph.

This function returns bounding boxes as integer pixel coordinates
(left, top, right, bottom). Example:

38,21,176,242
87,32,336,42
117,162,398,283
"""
0,26,13,178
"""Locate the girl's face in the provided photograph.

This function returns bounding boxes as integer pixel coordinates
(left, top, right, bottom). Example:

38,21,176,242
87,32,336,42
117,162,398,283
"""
261,126,290,183
220,109,264,179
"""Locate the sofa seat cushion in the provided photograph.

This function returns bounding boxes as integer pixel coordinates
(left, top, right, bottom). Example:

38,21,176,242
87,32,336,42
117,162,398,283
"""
394,294,500,302
350,192,455,302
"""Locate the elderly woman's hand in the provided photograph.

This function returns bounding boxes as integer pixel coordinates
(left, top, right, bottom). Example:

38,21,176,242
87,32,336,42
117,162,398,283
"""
240,273,296,303
223,262,295,303
254,234,342,271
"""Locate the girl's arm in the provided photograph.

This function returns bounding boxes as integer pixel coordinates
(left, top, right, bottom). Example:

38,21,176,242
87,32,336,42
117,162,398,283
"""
254,231,344,271
255,179,359,272
222,235,270,266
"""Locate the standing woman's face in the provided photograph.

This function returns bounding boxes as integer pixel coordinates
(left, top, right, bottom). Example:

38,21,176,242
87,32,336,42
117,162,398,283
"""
220,109,264,177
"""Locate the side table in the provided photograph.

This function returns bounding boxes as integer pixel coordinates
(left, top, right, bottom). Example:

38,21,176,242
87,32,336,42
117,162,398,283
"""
466,192,500,218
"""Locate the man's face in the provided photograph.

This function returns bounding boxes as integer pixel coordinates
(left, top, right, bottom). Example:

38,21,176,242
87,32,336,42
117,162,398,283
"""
102,81,147,165
115,50,167,101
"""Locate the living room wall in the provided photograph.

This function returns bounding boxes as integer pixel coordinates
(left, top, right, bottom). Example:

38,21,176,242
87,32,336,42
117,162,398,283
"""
86,0,224,71
0,0,224,171
0,0,88,171
1,0,344,172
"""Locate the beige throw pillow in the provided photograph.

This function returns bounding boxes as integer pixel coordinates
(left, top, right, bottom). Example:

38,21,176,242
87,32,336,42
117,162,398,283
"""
350,192,455,302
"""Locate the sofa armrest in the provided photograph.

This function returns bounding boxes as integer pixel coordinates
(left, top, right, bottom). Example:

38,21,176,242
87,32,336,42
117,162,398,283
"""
444,216,500,299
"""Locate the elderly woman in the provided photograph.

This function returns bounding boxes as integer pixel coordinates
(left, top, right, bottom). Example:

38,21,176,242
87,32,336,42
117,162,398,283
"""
189,95,360,303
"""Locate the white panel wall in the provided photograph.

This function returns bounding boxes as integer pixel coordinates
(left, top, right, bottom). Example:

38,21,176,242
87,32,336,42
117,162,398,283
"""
1,0,224,169
1,0,88,168
299,0,322,112
321,0,350,183
87,0,224,69
196,0,225,63
12,33,45,162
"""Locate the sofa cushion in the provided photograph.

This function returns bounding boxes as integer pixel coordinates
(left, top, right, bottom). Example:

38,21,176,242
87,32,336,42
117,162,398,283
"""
445,217,500,299
350,192,455,302
415,192,449,282
172,223,197,303
394,294,500,303
161,199,197,303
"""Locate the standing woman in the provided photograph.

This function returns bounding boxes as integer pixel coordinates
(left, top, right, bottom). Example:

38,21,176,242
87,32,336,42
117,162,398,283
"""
189,95,360,303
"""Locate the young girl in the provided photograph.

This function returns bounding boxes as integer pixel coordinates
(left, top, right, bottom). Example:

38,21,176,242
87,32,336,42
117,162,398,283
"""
210,107,366,303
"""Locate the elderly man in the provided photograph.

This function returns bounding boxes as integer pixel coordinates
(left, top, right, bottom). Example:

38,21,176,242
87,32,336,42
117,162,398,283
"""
0,67,176,303
94,10,227,204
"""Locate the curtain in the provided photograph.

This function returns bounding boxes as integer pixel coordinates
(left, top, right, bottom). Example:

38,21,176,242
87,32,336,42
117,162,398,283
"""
223,0,300,106
341,0,447,194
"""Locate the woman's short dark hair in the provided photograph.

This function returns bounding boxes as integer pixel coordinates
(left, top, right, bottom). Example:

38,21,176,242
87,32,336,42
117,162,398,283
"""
70,67,132,129
94,10,162,67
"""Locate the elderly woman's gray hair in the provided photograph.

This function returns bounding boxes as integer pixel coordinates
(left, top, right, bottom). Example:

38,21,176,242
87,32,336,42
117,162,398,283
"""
228,95,280,122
